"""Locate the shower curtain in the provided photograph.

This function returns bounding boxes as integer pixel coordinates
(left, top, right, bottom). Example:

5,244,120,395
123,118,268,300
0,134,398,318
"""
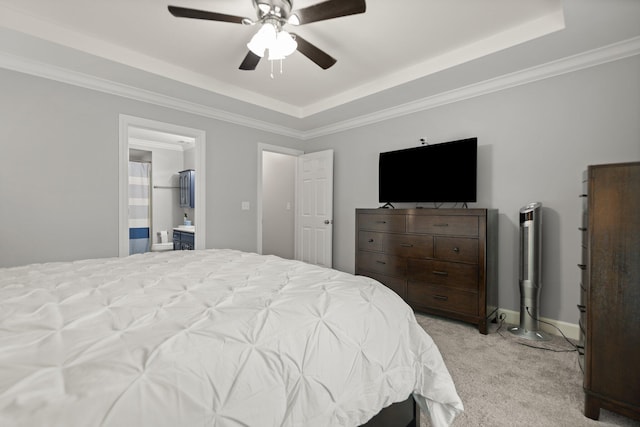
129,161,151,255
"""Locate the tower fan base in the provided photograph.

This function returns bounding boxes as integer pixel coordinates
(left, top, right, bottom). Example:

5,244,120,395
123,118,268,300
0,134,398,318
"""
508,326,551,341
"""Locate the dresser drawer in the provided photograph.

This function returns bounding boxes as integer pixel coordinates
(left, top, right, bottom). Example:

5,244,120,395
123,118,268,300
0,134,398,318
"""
384,233,434,259
407,215,478,236
435,236,478,264
407,283,478,316
407,259,478,291
358,214,405,232
357,271,407,299
358,231,383,252
357,251,406,277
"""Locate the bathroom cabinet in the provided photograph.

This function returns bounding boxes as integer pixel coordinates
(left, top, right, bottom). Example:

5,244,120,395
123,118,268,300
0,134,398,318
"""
179,169,195,208
173,229,194,250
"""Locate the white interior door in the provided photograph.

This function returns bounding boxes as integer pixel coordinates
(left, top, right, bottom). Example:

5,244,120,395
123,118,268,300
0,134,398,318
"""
296,150,334,268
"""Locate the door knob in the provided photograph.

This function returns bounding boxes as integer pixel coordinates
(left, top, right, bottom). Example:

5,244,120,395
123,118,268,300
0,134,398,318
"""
324,220,331,224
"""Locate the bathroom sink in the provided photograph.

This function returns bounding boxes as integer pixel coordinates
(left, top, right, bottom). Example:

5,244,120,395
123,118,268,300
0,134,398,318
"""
176,225,195,232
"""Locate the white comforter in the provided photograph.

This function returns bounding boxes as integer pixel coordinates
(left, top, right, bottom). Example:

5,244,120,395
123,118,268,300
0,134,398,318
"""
0,249,463,427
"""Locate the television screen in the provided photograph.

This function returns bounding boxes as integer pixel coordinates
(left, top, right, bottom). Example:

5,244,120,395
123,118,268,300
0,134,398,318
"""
378,138,477,203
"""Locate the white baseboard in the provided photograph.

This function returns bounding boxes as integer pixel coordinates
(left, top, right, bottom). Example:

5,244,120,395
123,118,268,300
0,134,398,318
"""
495,308,579,341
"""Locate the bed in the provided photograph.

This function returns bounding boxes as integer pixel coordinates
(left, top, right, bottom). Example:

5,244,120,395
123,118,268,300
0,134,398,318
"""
0,249,463,426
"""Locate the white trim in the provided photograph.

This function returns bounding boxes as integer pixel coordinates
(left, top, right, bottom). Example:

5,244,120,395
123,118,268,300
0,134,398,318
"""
256,143,304,255
119,115,206,256
304,35,640,139
2,36,639,140
129,138,186,152
496,308,579,341
299,8,566,117
0,51,301,138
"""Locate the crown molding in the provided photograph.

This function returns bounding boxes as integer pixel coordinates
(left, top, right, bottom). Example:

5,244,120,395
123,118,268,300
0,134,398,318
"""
299,8,566,118
300,35,640,140
0,51,304,139
1,36,638,141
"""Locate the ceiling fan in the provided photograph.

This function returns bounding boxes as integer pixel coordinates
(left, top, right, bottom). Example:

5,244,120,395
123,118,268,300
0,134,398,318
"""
168,0,366,71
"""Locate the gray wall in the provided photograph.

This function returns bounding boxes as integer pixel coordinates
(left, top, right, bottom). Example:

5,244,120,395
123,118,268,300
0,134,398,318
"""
303,55,640,325
0,67,300,267
1,54,639,325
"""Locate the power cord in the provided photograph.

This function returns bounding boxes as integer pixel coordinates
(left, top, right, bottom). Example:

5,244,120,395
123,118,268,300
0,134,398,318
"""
495,312,508,338
525,307,578,352
495,309,578,353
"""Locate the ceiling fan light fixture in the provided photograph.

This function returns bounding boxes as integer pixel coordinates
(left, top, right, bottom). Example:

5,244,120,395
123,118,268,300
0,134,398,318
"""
257,2,271,14
268,30,297,60
247,22,277,57
287,14,300,26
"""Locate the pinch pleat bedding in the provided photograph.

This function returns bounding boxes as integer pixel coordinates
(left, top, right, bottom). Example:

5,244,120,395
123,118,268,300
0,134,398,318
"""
0,249,463,427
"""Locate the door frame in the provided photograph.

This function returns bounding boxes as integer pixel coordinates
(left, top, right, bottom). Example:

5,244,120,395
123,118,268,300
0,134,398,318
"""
119,114,206,256
257,143,303,255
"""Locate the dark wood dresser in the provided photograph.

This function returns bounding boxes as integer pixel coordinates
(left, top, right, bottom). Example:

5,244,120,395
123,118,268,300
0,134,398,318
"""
579,162,640,421
355,208,498,334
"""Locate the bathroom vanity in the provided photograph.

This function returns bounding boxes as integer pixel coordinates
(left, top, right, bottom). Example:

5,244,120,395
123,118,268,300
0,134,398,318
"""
173,227,195,250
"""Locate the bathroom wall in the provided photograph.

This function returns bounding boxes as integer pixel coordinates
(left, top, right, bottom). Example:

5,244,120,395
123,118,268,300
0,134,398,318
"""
149,147,185,246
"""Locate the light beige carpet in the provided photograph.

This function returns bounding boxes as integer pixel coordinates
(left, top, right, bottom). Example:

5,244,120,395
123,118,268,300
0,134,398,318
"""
415,314,640,427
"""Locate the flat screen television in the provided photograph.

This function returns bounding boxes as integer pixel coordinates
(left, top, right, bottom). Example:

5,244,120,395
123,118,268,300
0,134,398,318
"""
378,137,477,204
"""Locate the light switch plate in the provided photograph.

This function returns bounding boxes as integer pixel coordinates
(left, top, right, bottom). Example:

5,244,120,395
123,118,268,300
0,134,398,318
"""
241,201,250,210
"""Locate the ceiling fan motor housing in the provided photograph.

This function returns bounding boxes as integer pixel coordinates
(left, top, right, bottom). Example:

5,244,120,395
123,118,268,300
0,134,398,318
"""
253,0,293,20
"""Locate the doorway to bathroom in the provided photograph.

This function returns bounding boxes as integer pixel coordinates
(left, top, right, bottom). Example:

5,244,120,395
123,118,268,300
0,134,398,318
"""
118,115,206,257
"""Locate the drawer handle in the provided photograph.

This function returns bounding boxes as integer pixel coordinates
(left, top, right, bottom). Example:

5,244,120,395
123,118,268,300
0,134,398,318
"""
577,264,586,270
433,270,449,276
452,247,460,253
433,295,448,301
376,220,387,224
577,304,586,313
375,260,387,265
400,243,414,247
368,239,374,243
433,223,449,227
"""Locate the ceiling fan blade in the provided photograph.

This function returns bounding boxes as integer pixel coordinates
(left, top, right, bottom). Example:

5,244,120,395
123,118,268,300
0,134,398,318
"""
292,34,336,70
239,51,262,70
293,0,366,25
168,6,246,24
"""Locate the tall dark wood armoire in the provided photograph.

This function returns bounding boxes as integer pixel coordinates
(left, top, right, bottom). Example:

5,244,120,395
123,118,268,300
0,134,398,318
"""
579,162,640,421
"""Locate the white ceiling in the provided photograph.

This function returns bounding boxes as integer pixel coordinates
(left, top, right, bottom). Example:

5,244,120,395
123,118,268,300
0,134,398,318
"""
0,0,639,135
0,0,564,115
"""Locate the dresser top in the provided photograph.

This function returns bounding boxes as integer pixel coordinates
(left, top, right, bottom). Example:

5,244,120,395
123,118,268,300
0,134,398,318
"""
356,208,494,217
